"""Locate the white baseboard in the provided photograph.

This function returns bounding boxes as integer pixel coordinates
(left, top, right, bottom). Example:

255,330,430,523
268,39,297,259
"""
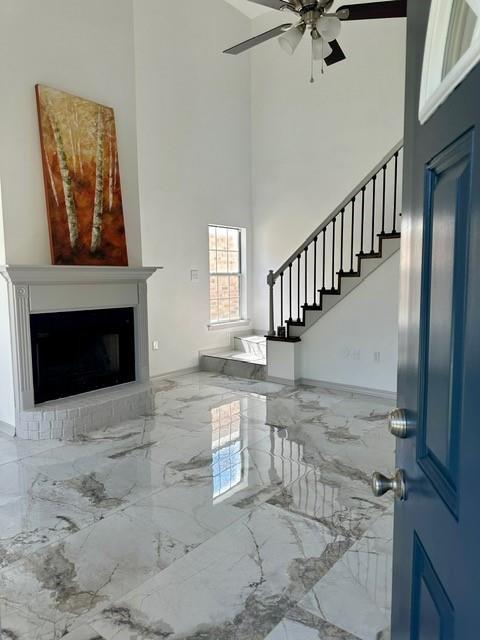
266,375,397,401
198,346,230,357
266,375,297,386
299,377,397,401
151,366,200,381
0,420,15,437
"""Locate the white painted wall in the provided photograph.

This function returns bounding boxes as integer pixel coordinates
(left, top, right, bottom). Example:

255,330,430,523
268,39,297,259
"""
300,252,400,393
133,0,253,377
0,0,142,266
250,11,406,390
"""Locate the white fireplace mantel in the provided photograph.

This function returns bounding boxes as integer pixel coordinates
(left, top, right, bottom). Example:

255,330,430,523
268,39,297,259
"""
0,264,159,285
0,264,161,439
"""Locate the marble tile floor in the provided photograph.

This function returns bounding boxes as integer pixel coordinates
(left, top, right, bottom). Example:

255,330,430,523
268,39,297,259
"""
0,371,395,639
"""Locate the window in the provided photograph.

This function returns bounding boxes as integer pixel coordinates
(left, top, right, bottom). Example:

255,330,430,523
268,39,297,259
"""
419,0,480,123
209,225,243,325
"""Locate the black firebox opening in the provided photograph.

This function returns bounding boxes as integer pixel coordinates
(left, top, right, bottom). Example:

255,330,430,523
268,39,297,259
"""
30,307,136,404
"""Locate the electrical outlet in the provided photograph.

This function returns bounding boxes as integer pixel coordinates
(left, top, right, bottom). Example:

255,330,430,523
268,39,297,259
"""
190,269,199,282
374,351,381,363
152,340,160,351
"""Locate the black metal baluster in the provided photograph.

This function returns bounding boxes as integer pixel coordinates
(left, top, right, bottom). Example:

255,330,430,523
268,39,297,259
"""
371,175,377,254
313,236,318,306
393,151,399,233
280,272,284,328
331,218,336,290
288,263,292,322
360,186,366,255
322,228,326,291
304,247,308,307
350,197,355,272
339,208,345,274
297,254,301,322
381,164,387,235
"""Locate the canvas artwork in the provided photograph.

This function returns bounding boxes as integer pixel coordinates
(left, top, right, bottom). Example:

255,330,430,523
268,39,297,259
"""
35,85,128,265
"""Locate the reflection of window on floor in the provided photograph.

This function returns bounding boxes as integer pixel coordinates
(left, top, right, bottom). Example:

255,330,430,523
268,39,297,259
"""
211,400,243,498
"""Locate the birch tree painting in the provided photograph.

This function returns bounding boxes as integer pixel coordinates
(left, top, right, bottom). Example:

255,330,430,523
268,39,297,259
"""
35,85,128,266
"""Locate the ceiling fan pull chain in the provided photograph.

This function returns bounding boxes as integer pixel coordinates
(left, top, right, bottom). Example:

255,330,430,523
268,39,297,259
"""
310,36,315,83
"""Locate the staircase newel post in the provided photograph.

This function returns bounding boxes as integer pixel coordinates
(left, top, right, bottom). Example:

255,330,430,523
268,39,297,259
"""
267,270,276,337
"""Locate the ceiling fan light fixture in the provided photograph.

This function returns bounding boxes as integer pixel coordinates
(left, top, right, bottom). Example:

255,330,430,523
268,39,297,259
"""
316,15,341,42
312,34,333,60
278,22,306,55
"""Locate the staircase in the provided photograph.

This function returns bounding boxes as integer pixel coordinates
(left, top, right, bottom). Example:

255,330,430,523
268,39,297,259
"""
200,141,403,383
266,140,403,381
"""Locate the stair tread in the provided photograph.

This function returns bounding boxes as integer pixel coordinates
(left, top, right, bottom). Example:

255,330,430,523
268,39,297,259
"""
318,288,341,295
266,335,301,343
378,231,401,239
357,251,381,259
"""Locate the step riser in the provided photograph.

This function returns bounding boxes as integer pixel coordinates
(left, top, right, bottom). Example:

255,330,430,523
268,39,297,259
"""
200,355,266,381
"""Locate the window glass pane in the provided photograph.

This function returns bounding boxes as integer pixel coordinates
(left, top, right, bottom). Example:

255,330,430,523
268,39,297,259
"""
443,0,478,78
216,227,228,251
210,300,218,324
218,298,230,322
218,275,230,298
209,226,217,251
209,251,217,272
229,275,239,297
210,276,218,300
230,299,240,320
228,251,239,273
228,228,240,251
217,251,228,272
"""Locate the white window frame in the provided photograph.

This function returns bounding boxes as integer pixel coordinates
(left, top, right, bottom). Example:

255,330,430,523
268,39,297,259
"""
207,224,248,330
420,0,480,124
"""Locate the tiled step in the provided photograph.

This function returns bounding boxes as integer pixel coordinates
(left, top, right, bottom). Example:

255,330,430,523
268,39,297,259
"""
233,335,267,359
200,348,266,381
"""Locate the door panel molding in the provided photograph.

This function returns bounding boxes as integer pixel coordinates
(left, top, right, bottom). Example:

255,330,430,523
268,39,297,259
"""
411,533,455,639
417,128,474,517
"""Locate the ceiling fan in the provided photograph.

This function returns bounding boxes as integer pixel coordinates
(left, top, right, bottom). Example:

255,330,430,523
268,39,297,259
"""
223,0,407,76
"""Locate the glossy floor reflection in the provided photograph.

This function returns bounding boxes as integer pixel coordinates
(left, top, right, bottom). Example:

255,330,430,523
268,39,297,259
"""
0,372,395,639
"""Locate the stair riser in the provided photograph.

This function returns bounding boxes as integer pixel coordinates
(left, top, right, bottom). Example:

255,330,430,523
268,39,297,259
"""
200,355,266,381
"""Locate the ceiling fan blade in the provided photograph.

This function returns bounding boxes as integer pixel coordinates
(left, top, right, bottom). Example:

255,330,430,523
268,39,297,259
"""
248,0,296,9
324,39,346,66
337,0,407,20
223,23,292,55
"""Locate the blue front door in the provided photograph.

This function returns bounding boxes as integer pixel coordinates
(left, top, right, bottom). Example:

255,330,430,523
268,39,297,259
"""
392,1,480,638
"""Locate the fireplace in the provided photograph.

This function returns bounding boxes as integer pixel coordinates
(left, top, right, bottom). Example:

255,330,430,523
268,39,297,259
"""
0,265,159,439
30,307,136,404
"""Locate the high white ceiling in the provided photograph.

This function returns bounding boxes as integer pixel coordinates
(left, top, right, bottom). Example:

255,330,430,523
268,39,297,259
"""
224,0,379,19
223,0,272,19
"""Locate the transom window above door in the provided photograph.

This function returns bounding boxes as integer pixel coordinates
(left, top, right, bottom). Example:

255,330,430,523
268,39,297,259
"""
209,225,243,325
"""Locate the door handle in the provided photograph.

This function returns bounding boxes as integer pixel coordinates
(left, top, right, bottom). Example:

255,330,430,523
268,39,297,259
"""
371,469,407,500
388,408,409,438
